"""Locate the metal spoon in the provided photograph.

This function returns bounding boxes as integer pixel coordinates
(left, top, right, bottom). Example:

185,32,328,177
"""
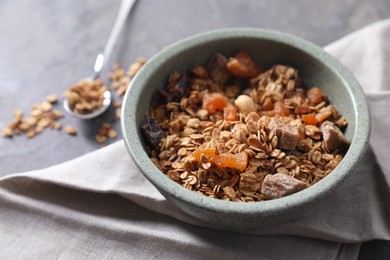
64,0,137,119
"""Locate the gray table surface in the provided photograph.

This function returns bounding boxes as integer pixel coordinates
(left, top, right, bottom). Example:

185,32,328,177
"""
1,0,389,259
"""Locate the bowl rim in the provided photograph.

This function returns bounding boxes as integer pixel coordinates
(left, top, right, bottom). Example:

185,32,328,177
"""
121,27,370,216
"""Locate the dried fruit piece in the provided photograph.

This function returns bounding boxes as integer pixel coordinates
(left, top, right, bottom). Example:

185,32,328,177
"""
215,152,248,172
302,114,318,126
191,65,209,79
202,92,228,113
233,152,248,172
320,121,349,152
262,97,274,111
261,173,307,199
223,106,238,121
141,116,164,151
294,104,311,115
226,51,263,78
268,117,299,150
191,147,217,163
315,110,332,123
172,74,190,102
206,53,230,85
273,101,290,117
214,153,236,168
307,87,324,105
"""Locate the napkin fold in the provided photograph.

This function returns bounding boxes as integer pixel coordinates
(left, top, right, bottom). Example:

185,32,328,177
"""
1,19,390,259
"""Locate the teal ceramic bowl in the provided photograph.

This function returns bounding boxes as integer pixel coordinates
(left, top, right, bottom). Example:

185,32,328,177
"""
121,28,370,229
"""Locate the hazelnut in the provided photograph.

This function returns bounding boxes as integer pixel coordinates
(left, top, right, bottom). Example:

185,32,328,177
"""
234,95,258,115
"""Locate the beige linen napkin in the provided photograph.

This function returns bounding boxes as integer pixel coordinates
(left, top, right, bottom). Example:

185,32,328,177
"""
1,19,390,259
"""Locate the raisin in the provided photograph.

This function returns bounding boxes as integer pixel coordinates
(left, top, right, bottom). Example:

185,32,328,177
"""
151,89,170,106
141,116,164,151
206,53,231,84
172,74,190,102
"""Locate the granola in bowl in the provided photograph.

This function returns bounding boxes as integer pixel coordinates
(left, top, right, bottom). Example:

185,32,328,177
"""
141,51,349,202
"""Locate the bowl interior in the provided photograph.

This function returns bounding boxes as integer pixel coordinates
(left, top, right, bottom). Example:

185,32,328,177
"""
121,28,369,226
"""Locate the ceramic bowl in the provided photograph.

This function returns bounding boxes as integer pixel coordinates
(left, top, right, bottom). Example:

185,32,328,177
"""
121,28,370,229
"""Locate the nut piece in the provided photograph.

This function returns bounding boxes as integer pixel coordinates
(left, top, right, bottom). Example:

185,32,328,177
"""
261,173,307,199
64,125,77,135
234,95,258,115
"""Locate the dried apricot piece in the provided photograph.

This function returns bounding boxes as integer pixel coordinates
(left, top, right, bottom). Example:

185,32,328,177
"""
202,92,228,114
315,110,332,123
273,101,290,116
226,51,263,78
307,87,324,105
262,97,274,111
214,153,236,168
302,113,318,126
233,152,248,172
191,147,217,163
223,105,238,121
294,104,311,115
214,152,248,172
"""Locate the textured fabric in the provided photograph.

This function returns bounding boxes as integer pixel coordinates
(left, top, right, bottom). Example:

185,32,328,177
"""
1,19,390,259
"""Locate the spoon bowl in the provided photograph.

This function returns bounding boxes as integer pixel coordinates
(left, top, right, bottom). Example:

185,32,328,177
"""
63,90,111,120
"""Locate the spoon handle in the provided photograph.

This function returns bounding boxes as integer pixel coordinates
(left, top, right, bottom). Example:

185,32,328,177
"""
93,0,137,79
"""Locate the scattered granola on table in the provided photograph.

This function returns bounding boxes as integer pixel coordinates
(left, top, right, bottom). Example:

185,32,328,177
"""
95,122,118,144
1,58,146,145
109,58,146,119
1,94,64,138
141,51,349,202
